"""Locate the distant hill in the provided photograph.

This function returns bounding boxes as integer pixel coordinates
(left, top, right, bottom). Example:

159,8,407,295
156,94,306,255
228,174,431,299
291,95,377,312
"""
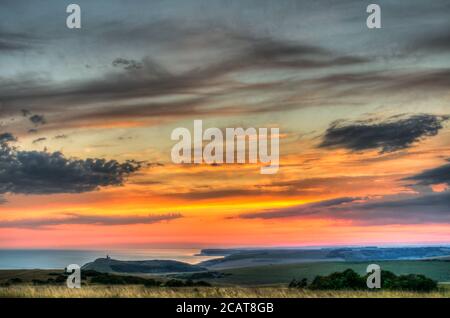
199,249,338,269
326,246,450,261
199,246,450,269
81,246,450,274
424,255,450,261
81,258,206,274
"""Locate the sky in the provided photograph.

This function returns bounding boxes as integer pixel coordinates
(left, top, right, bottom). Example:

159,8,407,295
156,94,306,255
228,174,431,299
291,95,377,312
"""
0,0,449,249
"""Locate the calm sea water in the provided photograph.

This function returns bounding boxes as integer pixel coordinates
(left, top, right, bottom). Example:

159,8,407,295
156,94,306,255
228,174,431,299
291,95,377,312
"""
0,249,218,269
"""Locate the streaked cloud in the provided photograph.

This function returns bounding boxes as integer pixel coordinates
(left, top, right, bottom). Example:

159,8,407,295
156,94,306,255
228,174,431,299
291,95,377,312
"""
112,58,143,70
412,31,450,53
0,31,38,51
0,132,16,143
237,196,365,220
236,192,450,225
29,114,46,126
0,30,369,132
32,137,46,144
0,213,183,229
404,159,450,186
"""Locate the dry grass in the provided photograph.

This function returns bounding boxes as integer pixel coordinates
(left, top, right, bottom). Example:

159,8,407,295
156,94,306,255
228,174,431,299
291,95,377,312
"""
1,286,449,298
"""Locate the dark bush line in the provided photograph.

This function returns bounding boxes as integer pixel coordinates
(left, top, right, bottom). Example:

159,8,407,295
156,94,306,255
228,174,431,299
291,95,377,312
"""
4,270,211,287
164,279,211,287
89,273,159,286
172,271,231,280
288,278,307,289
86,271,211,287
289,269,438,292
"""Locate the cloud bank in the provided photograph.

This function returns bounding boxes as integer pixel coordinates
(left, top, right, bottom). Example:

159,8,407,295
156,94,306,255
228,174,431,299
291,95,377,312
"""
319,114,448,153
237,192,450,225
0,134,141,195
404,159,450,186
0,213,182,229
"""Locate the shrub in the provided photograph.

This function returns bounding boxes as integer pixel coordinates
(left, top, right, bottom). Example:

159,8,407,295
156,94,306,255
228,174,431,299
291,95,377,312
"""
31,279,47,285
163,279,211,287
87,271,162,286
164,279,186,287
288,278,308,289
310,269,366,290
377,271,437,292
293,269,438,292
8,278,23,284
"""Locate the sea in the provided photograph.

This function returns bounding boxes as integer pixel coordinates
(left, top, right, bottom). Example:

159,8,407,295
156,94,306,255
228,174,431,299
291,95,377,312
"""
0,249,218,269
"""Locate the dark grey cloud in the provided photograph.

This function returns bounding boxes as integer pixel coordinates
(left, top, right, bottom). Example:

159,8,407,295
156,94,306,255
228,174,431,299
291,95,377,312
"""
112,58,143,70
0,132,16,143
319,114,449,153
1,19,449,134
32,137,46,144
0,32,31,51
412,32,450,53
21,109,31,117
170,188,267,201
309,196,364,208
0,31,43,52
100,20,370,75
237,192,450,225
0,31,368,129
167,175,381,200
222,36,368,71
29,114,46,126
308,69,450,96
390,69,450,92
237,197,365,220
0,213,182,229
404,160,450,186
0,40,28,51
0,134,141,195
347,192,450,225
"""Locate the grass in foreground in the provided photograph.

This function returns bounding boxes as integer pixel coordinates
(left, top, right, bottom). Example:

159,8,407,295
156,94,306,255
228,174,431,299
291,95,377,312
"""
1,286,449,298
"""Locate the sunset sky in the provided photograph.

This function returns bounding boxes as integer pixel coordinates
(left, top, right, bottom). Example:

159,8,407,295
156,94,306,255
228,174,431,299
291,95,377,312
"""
0,0,449,249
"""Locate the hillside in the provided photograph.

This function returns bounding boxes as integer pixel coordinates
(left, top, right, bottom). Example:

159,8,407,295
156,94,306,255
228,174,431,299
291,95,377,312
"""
199,246,450,269
81,258,206,274
173,260,450,286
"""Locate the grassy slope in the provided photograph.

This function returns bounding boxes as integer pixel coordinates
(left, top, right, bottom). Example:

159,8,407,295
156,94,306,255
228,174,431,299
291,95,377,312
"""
209,261,450,286
1,285,449,298
1,263,449,298
1,260,449,289
1,261,449,287
0,269,62,283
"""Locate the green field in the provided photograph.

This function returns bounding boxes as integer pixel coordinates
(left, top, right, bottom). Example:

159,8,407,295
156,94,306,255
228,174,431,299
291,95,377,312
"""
0,269,62,283
1,260,449,287
195,261,450,286
1,260,449,297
